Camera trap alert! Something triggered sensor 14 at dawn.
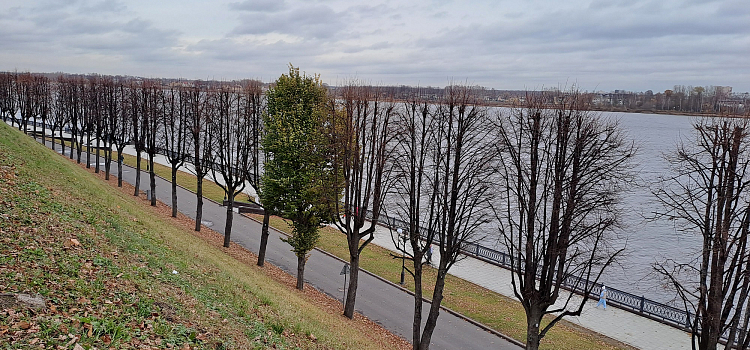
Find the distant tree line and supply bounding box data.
[588,85,748,115]
[2,69,749,350]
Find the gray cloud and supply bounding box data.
[229,0,287,13]
[230,4,343,40]
[0,0,747,92]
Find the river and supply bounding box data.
[599,111,698,304]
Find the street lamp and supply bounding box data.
[397,228,405,285]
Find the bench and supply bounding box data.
[221,200,265,215]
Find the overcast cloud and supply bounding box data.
[1,0,748,92]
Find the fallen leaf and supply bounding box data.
[16,321,30,330]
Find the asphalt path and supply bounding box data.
[45,140,521,350]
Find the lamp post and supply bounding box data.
[397,228,405,285]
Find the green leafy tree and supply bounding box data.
[260,66,339,290]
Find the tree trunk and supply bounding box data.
[344,255,360,318]
[418,268,447,350]
[50,129,56,155]
[525,306,543,350]
[76,138,82,163]
[95,135,100,173]
[224,198,233,248]
[40,118,46,146]
[59,131,65,158]
[195,176,203,232]
[257,212,271,266]
[149,156,156,206]
[67,131,74,159]
[296,254,306,290]
[134,152,141,196]
[171,166,178,217]
[104,149,111,180]
[412,262,424,350]
[86,132,91,168]
[194,145,203,231]
[117,150,123,188]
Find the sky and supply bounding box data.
[1,0,748,93]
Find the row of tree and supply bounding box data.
[3,67,749,350]
[592,85,746,115]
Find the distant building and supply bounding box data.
[717,86,733,96]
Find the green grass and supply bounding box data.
[1,124,399,350]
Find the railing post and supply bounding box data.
[475,244,480,256]
[685,310,691,329]
[639,296,645,313]
[739,328,746,347]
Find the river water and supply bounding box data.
[477,110,699,304]
[598,111,698,304]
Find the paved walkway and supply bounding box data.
[24,124,691,350]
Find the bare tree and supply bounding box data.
[0,72,17,123]
[143,80,163,206]
[185,82,213,232]
[36,75,51,147]
[68,77,88,164]
[494,91,635,350]
[331,83,397,318]
[231,80,272,266]
[653,117,750,350]
[80,76,101,170]
[209,84,251,248]
[110,80,132,188]
[129,81,145,196]
[392,85,497,350]
[100,76,123,181]
[16,73,41,134]
[48,76,70,156]
[162,83,189,217]
[55,76,78,160]
[87,76,103,173]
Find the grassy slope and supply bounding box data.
[107,139,634,349]
[0,123,402,350]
